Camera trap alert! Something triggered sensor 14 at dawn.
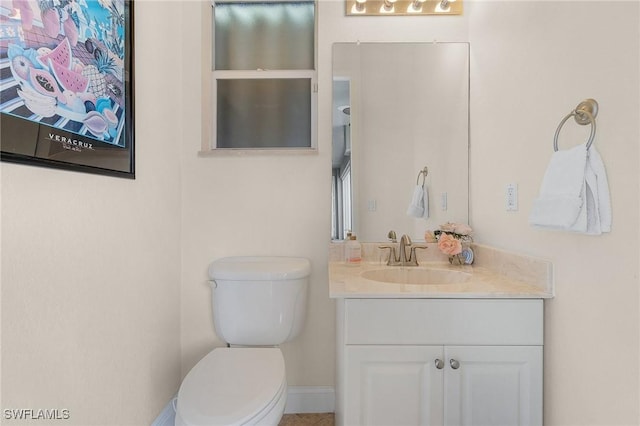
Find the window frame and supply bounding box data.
[205,0,318,153]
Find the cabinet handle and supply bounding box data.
[434,359,444,369]
[450,359,460,369]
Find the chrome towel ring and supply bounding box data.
[553,99,598,151]
[416,166,428,187]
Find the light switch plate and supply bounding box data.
[506,183,518,211]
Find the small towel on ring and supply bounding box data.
[529,143,611,234]
[407,185,430,219]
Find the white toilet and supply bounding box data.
[175,256,311,426]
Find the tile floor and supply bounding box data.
[279,413,335,425]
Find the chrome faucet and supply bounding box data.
[398,234,412,264]
[379,231,427,266]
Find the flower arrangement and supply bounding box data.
[433,222,474,265]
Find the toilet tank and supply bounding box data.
[208,256,311,346]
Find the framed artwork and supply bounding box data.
[0,0,134,179]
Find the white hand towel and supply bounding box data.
[529,144,587,229]
[586,147,611,233]
[407,185,425,218]
[423,185,430,219]
[529,143,611,234]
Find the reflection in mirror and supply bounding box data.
[332,42,469,242]
[331,78,352,240]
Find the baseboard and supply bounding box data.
[284,386,335,414]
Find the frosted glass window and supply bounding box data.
[217,79,311,148]
[210,1,315,150]
[214,2,315,71]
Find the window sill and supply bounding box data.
[198,147,318,157]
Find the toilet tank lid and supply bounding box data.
[208,256,311,281]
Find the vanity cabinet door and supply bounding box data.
[345,345,444,426]
[443,346,543,426]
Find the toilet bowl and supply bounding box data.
[175,257,310,426]
[175,348,286,426]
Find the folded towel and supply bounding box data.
[529,143,611,234]
[407,185,430,219]
[586,147,611,232]
[529,144,587,229]
[423,185,430,219]
[407,185,424,218]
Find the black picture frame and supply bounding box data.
[1,0,135,179]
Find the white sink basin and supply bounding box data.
[361,267,472,285]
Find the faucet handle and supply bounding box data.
[410,245,428,263]
[379,245,399,265]
[387,230,397,243]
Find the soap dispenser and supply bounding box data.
[345,234,362,265]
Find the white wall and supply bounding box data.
[467,1,639,424]
[0,2,183,424]
[178,1,337,387]
[180,1,640,424]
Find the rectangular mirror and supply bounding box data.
[332,42,469,242]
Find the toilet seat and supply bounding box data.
[175,348,286,426]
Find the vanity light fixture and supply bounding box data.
[354,0,367,12]
[436,0,452,13]
[408,0,426,13]
[346,0,461,15]
[380,0,396,13]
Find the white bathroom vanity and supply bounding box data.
[329,243,553,426]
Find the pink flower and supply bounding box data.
[437,233,462,256]
[440,222,473,236]
[453,223,473,236]
[439,222,457,233]
[424,230,437,243]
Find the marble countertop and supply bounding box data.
[329,243,554,299]
[329,260,554,299]
[328,242,554,299]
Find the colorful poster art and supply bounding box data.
[0,0,134,178]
